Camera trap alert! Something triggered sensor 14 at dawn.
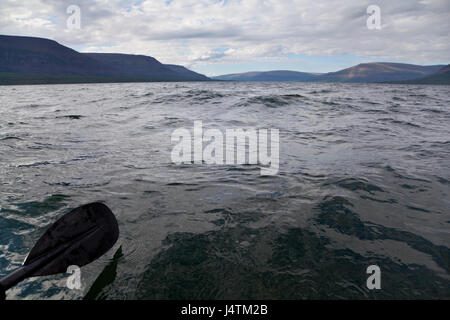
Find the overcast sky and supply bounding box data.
[1,0,449,76]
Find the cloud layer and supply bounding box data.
[1,0,449,73]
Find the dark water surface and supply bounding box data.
[0,82,449,299]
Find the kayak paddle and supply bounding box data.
[0,202,119,300]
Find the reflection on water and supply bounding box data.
[0,82,449,299]
[137,226,449,299]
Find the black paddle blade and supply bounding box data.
[24,202,119,276]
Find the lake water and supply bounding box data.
[0,82,449,299]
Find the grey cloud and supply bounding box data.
[143,26,242,40]
[0,0,448,66]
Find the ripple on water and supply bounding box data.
[0,82,449,299]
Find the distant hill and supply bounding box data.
[0,35,113,77]
[397,64,450,84]
[163,64,209,81]
[318,62,444,83]
[0,35,209,84]
[213,63,447,84]
[84,53,208,81]
[212,70,319,81]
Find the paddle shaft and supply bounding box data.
[0,240,72,299]
[0,202,119,300]
[0,225,100,299]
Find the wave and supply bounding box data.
[238,94,307,108]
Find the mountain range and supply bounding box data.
[0,35,448,85]
[398,64,450,84]
[213,70,319,82]
[212,62,449,84]
[0,35,208,84]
